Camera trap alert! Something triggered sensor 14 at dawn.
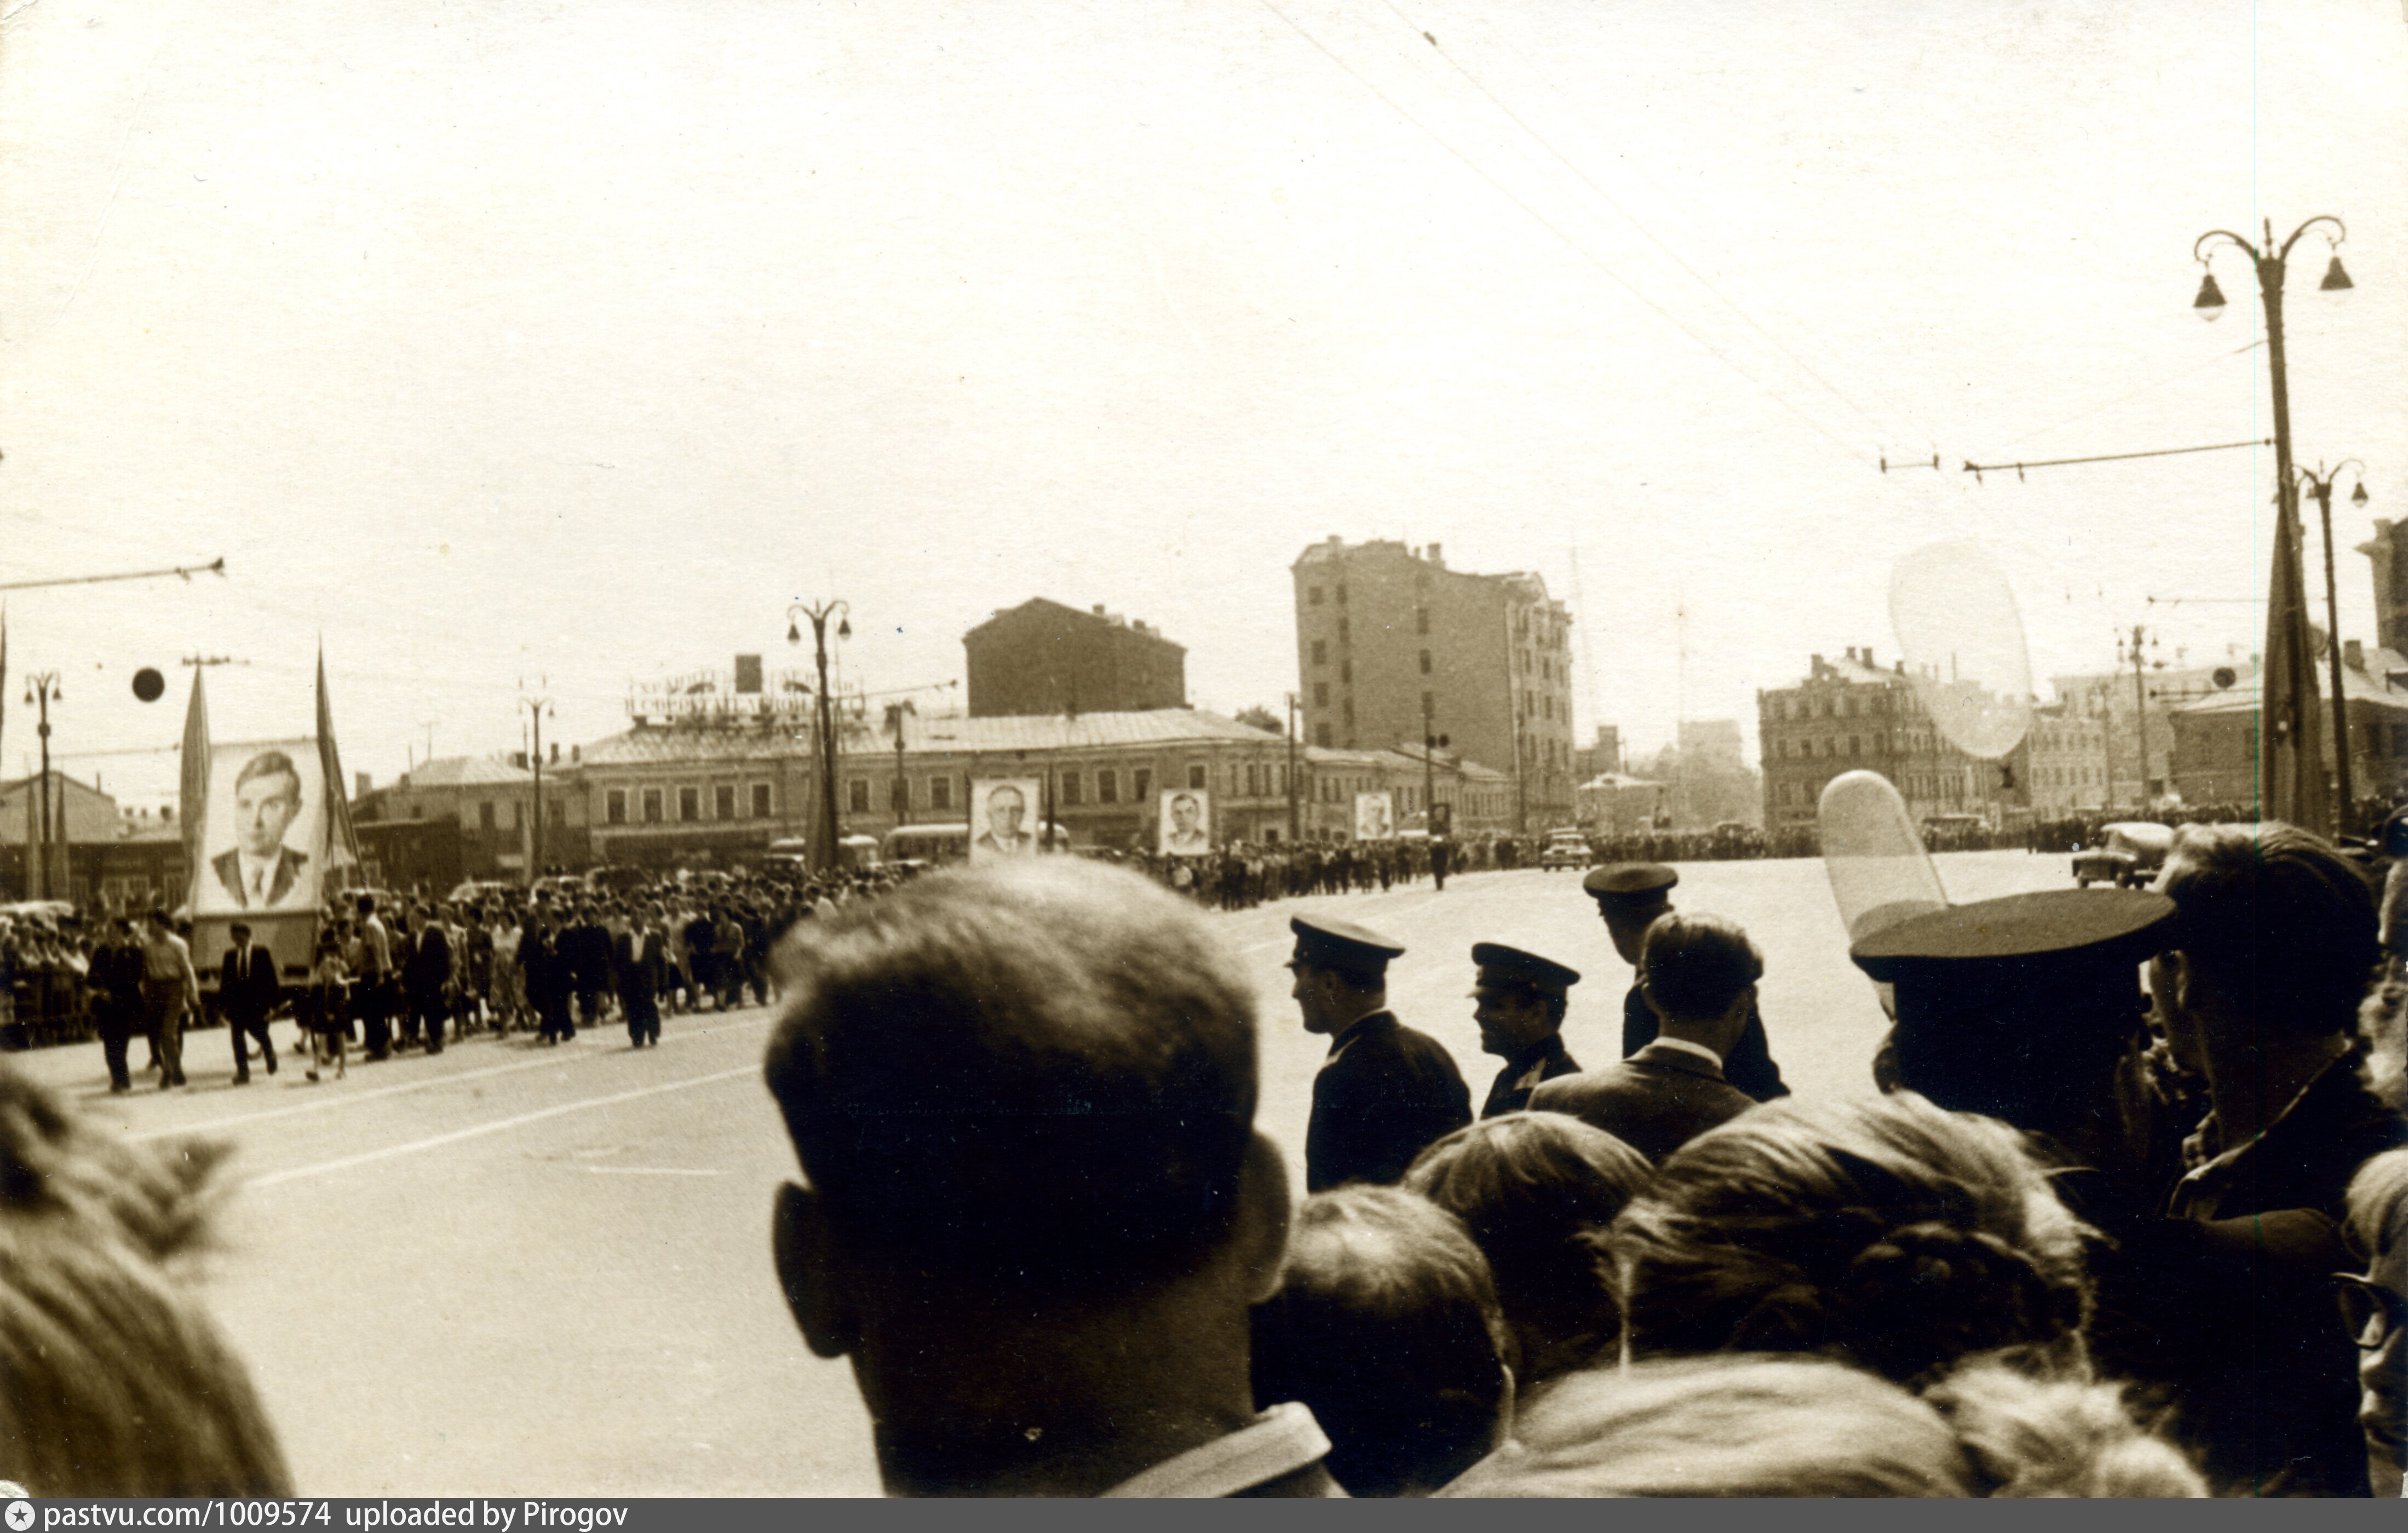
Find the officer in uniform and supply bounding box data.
[1290,913,1472,1192]
[1468,942,1582,1117]
[1583,863,1786,1100]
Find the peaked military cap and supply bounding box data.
[1289,913,1406,969]
[1582,863,1679,903]
[1470,942,1581,993]
[1849,888,2175,988]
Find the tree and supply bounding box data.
[1234,705,1285,735]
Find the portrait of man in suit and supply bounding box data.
[1161,790,1210,856]
[973,782,1036,858]
[211,749,312,911]
[1354,791,1394,843]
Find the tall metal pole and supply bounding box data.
[2301,470,2363,828]
[2128,627,2151,805]
[518,686,553,886]
[26,673,59,900]
[790,600,850,873]
[1285,691,1301,844]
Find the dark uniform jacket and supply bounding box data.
[1481,1034,1581,1118]
[403,924,452,1000]
[2099,1054,2408,1497]
[612,930,669,1001]
[219,943,283,1022]
[560,921,614,995]
[1528,1041,1756,1164]
[1306,1011,1472,1193]
[1621,984,1788,1101]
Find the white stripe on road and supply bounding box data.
[243,1065,758,1189]
[135,1012,777,1142]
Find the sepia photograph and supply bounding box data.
[2,0,2406,1507]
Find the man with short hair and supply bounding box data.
[219,921,281,1083]
[353,894,394,1059]
[1582,864,1786,1100]
[1468,943,1582,1118]
[211,751,311,911]
[614,906,668,1048]
[403,904,453,1054]
[765,860,1342,1497]
[137,911,198,1090]
[1291,915,1472,1193]
[1530,912,1762,1162]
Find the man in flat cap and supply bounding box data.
[1290,914,1470,1193]
[1583,863,1786,1100]
[1530,912,1760,1162]
[1468,943,1582,1118]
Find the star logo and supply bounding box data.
[4,1495,35,1530]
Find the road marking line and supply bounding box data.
[135,1012,778,1142]
[584,1166,729,1176]
[243,1065,758,1189]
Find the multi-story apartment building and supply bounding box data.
[1291,537,1576,830]
[963,599,1187,717]
[1757,647,2018,830]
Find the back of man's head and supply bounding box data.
[2163,822,2378,1037]
[1250,1186,1510,1497]
[1639,912,1763,1023]
[765,858,1259,1299]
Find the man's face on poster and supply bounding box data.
[987,786,1025,841]
[1171,795,1200,835]
[235,765,302,857]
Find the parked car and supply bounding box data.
[2072,821,2174,889]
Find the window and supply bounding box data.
[848,779,870,814]
[1134,768,1152,802]
[1342,699,1354,726]
[1060,772,1082,807]
[642,788,663,823]
[1338,616,1350,642]
[1421,690,1434,719]
[1314,682,1330,707]
[715,784,737,819]
[1418,650,1432,675]
[1188,764,1207,790]
[1096,768,1117,804]
[481,800,499,830]
[605,790,627,826]
[1308,585,1324,606]
[1245,763,1260,795]
[1416,607,1429,635]
[1315,723,1332,748]
[930,776,952,811]
[1312,640,1328,666]
[1340,659,1352,683]
[752,782,772,818]
[679,786,700,822]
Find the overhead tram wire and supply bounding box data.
[1960,437,2273,483]
[1419,3,1952,456]
[1253,0,1882,473]
[1987,338,2266,453]
[1386,3,1914,456]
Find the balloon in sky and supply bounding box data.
[1818,770,1949,943]
[1888,539,2035,760]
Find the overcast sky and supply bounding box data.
[5,0,2404,808]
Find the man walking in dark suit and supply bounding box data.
[562,902,616,1030]
[403,904,454,1054]
[1531,912,1762,1162]
[1469,942,1582,1117]
[1582,863,1787,1101]
[219,921,281,1083]
[1291,914,1470,1192]
[614,905,669,1047]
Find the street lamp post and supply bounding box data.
[788,600,851,873]
[2294,463,2372,822]
[517,687,554,887]
[1285,692,1301,844]
[24,671,60,899]
[2193,214,2355,828]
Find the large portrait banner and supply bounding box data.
[1354,790,1395,842]
[196,738,327,916]
[1158,788,1211,857]
[969,777,1043,862]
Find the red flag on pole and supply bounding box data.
[179,666,211,912]
[2258,491,2332,835]
[317,645,360,880]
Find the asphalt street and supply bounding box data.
[14,850,2071,1496]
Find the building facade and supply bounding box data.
[2049,657,2254,807]
[2021,705,2110,815]
[1,772,121,902]
[1290,537,1576,831]
[1577,772,1669,837]
[1757,647,2018,830]
[2170,641,2408,808]
[964,599,1187,717]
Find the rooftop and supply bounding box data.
[395,755,536,789]
[902,708,1278,753]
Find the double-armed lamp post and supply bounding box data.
[788,600,851,872]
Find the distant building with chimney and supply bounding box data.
[964,599,1188,717]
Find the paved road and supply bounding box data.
[14,851,2070,1495]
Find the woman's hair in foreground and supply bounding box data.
[1439,1355,2205,1497]
[0,1063,291,1496]
[1405,1114,1651,1382]
[1609,1092,2093,1390]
